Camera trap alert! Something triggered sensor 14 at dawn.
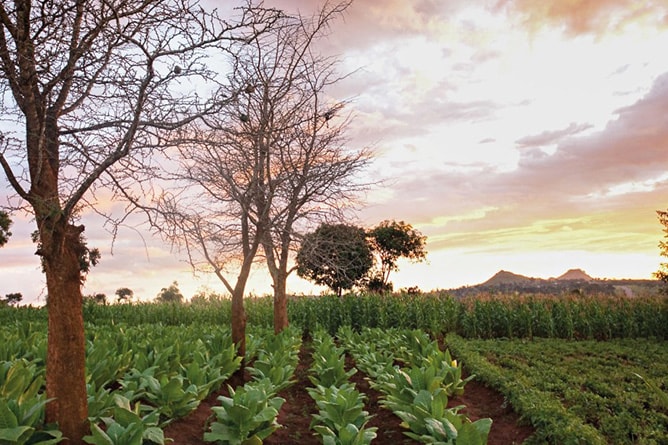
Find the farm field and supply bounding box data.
[445,335,668,444]
[1,292,667,444]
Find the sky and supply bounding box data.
[2,0,668,305]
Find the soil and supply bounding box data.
[164,341,535,445]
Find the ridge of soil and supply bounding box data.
[164,340,535,445]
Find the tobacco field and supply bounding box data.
[0,292,666,444]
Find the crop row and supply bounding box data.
[204,326,302,444]
[337,327,491,444]
[445,334,668,444]
[1,320,495,445]
[0,322,279,444]
[6,292,660,340]
[307,329,377,444]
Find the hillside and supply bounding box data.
[447,268,662,297]
[555,268,593,281]
[481,270,536,286]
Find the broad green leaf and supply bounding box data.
[83,422,114,445]
[0,400,18,429]
[0,425,33,443]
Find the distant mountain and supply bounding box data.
[555,268,593,281]
[481,270,536,286]
[448,268,661,297]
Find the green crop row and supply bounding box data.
[4,292,666,340]
[339,327,492,444]
[204,326,301,445]
[445,334,668,445]
[307,329,377,445]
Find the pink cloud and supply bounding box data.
[495,0,668,36]
[516,122,593,148]
[363,71,668,251]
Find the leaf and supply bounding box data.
[0,400,18,429]
[24,428,64,445]
[83,422,114,445]
[143,426,166,445]
[241,436,263,445]
[0,425,33,443]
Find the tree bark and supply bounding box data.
[42,221,89,445]
[272,273,289,334]
[231,288,247,361]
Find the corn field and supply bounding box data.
[17,291,662,340]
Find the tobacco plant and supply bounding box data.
[204,379,285,445]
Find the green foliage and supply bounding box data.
[392,389,491,445]
[307,329,376,445]
[308,330,357,388]
[155,281,184,304]
[633,373,668,411]
[0,210,11,247]
[29,229,100,277]
[308,384,377,445]
[114,288,134,303]
[446,334,668,445]
[3,293,22,307]
[367,220,427,289]
[247,327,301,393]
[0,359,63,444]
[83,395,165,445]
[3,293,668,445]
[340,328,490,444]
[654,209,668,289]
[204,379,285,445]
[296,224,373,296]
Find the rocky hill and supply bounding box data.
[554,268,593,281]
[482,270,536,286]
[447,268,662,298]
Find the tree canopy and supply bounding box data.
[3,292,22,306]
[654,209,668,289]
[296,223,373,297]
[153,0,364,336]
[156,281,184,303]
[0,211,11,247]
[368,220,427,289]
[115,287,134,303]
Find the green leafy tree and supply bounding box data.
[115,287,134,303]
[84,293,107,305]
[654,209,668,291]
[0,210,11,246]
[296,224,373,297]
[368,220,427,290]
[4,292,22,305]
[156,281,184,303]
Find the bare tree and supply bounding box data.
[0,1,278,442]
[251,1,372,333]
[160,0,371,337]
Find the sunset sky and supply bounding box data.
[2,0,668,304]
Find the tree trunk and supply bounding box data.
[42,221,89,445]
[231,288,247,361]
[273,273,289,334]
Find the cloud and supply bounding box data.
[362,71,668,254]
[495,0,668,37]
[515,122,593,148]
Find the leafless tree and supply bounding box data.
[157,0,372,337]
[0,1,278,442]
